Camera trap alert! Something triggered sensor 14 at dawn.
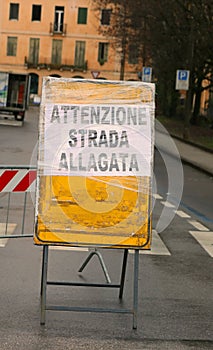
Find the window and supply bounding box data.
[77,8,87,24]
[54,6,64,33]
[32,5,42,21]
[51,39,62,65]
[9,3,19,20]
[100,9,111,25]
[98,42,109,64]
[74,41,86,67]
[29,38,40,65]
[128,45,139,65]
[7,37,17,56]
[29,73,39,94]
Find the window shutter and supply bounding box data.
[75,41,86,67]
[78,8,87,24]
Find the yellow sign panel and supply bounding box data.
[34,78,155,249]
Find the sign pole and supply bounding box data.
[119,249,129,299]
[40,245,48,325]
[133,249,139,330]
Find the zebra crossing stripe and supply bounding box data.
[176,210,191,218]
[140,230,171,255]
[160,201,176,208]
[189,231,213,257]
[188,220,209,231]
[153,193,163,200]
[50,246,89,252]
[50,231,171,256]
[129,230,171,255]
[0,239,8,247]
[0,223,17,246]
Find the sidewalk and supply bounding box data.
[171,137,213,176]
[155,129,213,176]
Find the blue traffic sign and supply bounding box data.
[142,67,152,82]
[178,70,189,81]
[176,70,190,90]
[143,67,151,75]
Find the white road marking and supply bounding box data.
[188,220,209,231]
[153,193,163,200]
[176,210,191,218]
[50,231,171,256]
[50,246,89,252]
[0,223,17,247]
[161,201,176,208]
[130,230,171,256]
[189,231,213,257]
[0,118,22,127]
[0,239,8,247]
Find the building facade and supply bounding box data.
[0,0,140,100]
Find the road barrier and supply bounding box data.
[0,166,36,238]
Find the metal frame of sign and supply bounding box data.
[40,246,140,329]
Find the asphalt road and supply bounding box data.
[0,108,212,349]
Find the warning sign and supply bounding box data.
[34,78,155,248]
[91,71,100,79]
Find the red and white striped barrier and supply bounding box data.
[0,169,36,192]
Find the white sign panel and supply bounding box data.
[176,70,190,90]
[41,103,152,177]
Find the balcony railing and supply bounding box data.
[49,22,67,36]
[24,57,88,72]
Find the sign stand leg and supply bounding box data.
[78,248,111,283]
[40,245,48,325]
[119,249,128,299]
[133,249,139,330]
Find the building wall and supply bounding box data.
[0,0,140,98]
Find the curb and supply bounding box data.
[155,130,213,177]
[170,133,213,154]
[179,156,213,178]
[171,134,213,176]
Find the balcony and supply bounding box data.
[24,58,88,72]
[49,22,67,36]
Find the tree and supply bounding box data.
[133,0,213,132]
[92,0,213,134]
[92,0,146,80]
